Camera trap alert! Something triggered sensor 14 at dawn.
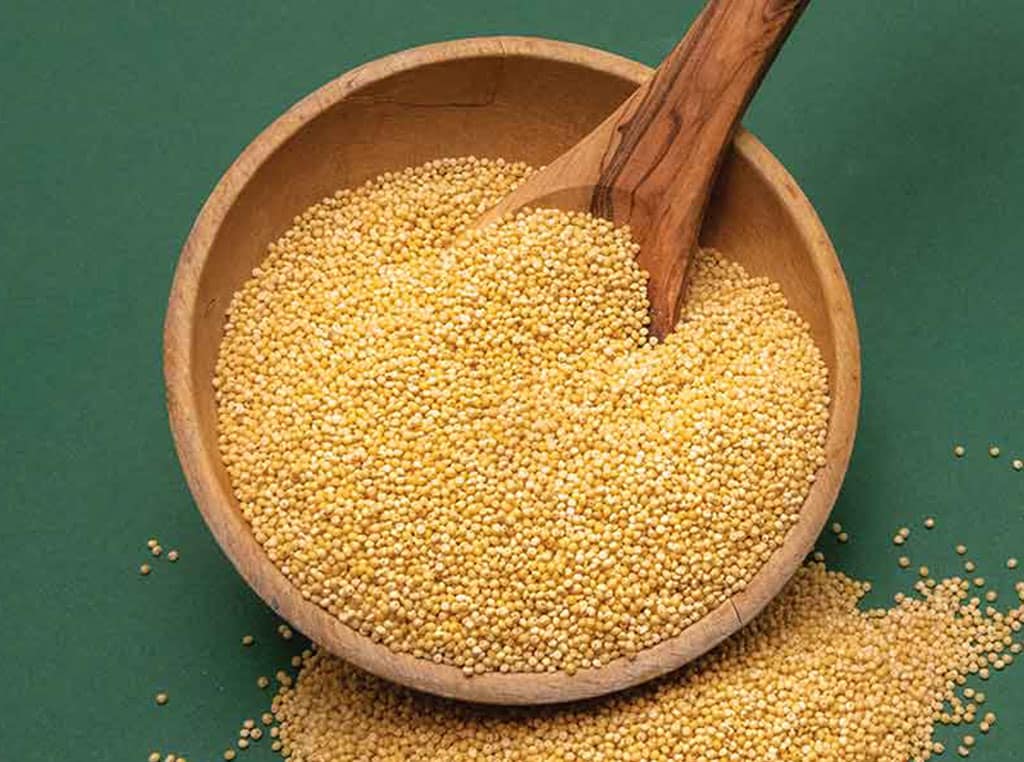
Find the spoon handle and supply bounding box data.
[610,0,810,336]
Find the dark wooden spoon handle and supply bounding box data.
[604,0,809,336]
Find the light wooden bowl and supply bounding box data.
[164,36,860,705]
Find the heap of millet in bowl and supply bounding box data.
[214,157,830,674]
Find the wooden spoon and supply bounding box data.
[479,0,809,338]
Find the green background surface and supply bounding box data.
[2,1,1024,759]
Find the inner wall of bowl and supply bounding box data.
[189,51,837,511]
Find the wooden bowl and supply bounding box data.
[164,36,859,705]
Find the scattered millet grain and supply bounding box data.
[831,522,843,534]
[236,739,248,750]
[957,544,968,555]
[214,157,830,674]
[919,566,930,578]
[222,751,236,761]
[242,719,255,730]
[257,676,270,689]
[954,444,966,457]
[268,562,1021,761]
[812,550,825,562]
[894,535,906,546]
[167,550,179,562]
[1013,458,1023,471]
[965,560,977,572]
[154,692,168,706]
[1008,557,1018,569]
[924,517,935,529]
[250,728,263,741]
[261,712,274,726]
[139,564,151,576]
[147,539,159,550]
[241,635,254,647]
[989,445,1001,458]
[148,753,160,762]
[151,545,163,557]
[837,531,849,543]
[898,556,911,568]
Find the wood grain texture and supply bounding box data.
[479,0,809,337]
[163,36,860,705]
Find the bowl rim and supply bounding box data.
[163,34,860,705]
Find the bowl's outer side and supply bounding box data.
[164,36,859,704]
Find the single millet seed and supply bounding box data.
[953,444,966,457]
[139,564,151,576]
[213,157,831,674]
[241,635,254,647]
[924,517,935,529]
[154,692,168,706]
[989,445,1001,458]
[167,550,179,562]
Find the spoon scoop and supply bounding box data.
[478,0,809,338]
